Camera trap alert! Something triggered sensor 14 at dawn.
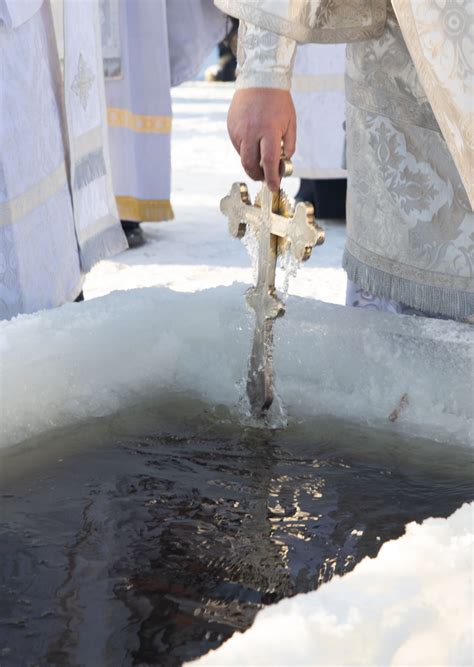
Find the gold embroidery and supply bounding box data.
[107,108,172,134]
[116,196,174,222]
[0,163,68,226]
[73,125,104,160]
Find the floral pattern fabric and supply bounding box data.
[216,0,387,44]
[344,6,473,320]
[392,0,473,209]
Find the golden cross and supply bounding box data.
[220,163,325,418]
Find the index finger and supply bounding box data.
[260,133,282,193]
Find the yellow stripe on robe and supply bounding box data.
[116,196,174,223]
[107,108,172,134]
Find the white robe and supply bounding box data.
[103,0,226,223]
[292,44,346,179]
[166,0,228,87]
[0,0,126,319]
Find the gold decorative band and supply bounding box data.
[116,196,174,223]
[107,108,172,134]
[0,162,68,226]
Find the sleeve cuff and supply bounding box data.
[236,21,296,91]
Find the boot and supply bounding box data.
[121,220,146,248]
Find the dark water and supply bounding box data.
[1,399,473,667]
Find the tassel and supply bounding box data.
[74,149,106,190]
[343,249,474,322]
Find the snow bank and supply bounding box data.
[189,501,474,667]
[0,284,472,449]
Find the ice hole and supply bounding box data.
[1,286,473,665]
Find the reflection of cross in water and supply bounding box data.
[221,161,325,418]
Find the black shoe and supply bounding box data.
[121,220,146,248]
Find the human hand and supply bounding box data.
[227,88,296,192]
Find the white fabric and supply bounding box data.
[236,21,297,90]
[391,0,474,210]
[63,0,126,270]
[166,0,227,87]
[0,1,81,318]
[0,0,43,27]
[292,43,346,178]
[216,0,387,43]
[0,0,126,319]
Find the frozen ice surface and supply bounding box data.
[0,284,472,449]
[189,501,474,666]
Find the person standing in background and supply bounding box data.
[102,0,227,247]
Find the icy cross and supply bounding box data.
[220,169,325,418]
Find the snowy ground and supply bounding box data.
[84,82,347,303]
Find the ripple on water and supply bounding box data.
[0,401,472,666]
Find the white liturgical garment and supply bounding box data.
[0,0,126,318]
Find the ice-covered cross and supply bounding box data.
[220,164,325,418]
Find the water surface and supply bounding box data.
[1,399,472,666]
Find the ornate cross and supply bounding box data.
[221,162,325,418]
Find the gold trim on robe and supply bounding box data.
[107,108,172,134]
[0,162,68,226]
[116,196,174,222]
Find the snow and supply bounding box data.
[189,501,474,667]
